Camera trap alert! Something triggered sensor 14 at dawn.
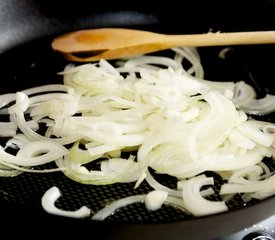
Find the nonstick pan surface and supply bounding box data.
[1,0,275,239]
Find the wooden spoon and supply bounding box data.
[52,28,275,62]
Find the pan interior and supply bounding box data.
[1,35,275,223]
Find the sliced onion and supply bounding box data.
[0,140,68,166]
[0,163,22,177]
[56,155,141,185]
[145,169,182,197]
[182,174,228,216]
[100,157,142,182]
[0,121,17,137]
[92,191,186,221]
[41,186,91,218]
[238,94,275,115]
[92,195,145,221]
[188,91,238,161]
[144,190,168,211]
[0,46,275,220]
[237,120,274,147]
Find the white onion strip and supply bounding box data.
[92,195,145,220]
[0,160,64,173]
[56,155,141,185]
[0,163,22,177]
[41,186,91,218]
[92,192,186,221]
[0,141,68,166]
[145,169,182,197]
[182,175,228,216]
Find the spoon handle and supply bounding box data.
[166,31,275,47]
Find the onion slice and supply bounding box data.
[41,186,91,218]
[182,174,228,216]
[92,195,145,221]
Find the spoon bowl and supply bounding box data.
[52,28,275,62]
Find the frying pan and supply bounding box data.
[1,0,275,239]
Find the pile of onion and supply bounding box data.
[1,47,275,219]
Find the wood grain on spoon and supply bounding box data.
[52,28,275,62]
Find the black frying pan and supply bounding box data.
[1,0,275,239]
